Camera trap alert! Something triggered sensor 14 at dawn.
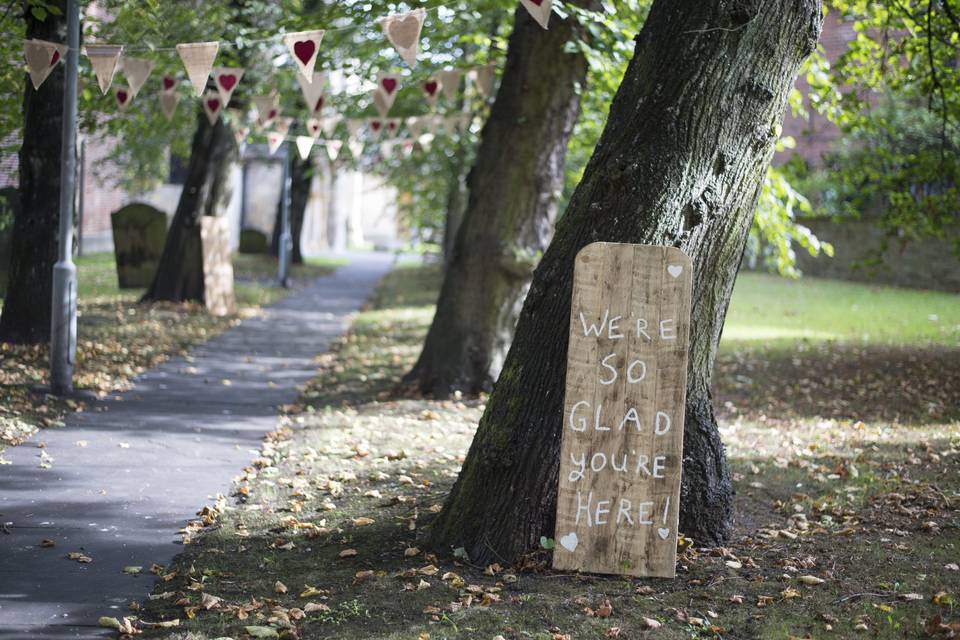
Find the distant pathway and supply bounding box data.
[0,252,394,638]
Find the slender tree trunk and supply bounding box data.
[271,153,309,264]
[406,4,590,396]
[0,2,66,344]
[441,143,468,269]
[431,0,822,563]
[141,111,237,303]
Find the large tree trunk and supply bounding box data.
[141,111,237,303]
[271,153,310,264]
[431,0,822,563]
[441,141,468,269]
[405,5,590,396]
[0,1,67,344]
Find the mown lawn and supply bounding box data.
[135,266,960,640]
[0,252,343,455]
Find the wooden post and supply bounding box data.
[553,242,692,578]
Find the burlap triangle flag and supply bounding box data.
[422,77,441,106]
[348,139,363,159]
[284,30,325,79]
[370,89,390,118]
[295,135,314,160]
[306,118,322,139]
[406,116,423,138]
[368,118,384,137]
[322,115,341,137]
[253,94,280,127]
[326,140,343,161]
[377,73,401,109]
[213,67,244,107]
[273,116,294,138]
[437,68,462,101]
[24,39,66,90]
[471,64,496,100]
[159,92,180,120]
[381,9,425,68]
[298,71,326,114]
[385,118,401,136]
[176,41,219,97]
[85,44,123,94]
[114,85,134,112]
[203,90,222,126]
[121,56,154,97]
[267,131,285,155]
[520,0,553,29]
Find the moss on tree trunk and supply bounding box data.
[431,0,822,563]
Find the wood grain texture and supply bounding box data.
[553,242,692,578]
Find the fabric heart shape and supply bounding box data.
[657,527,670,540]
[162,76,175,90]
[50,50,60,66]
[314,97,324,113]
[217,74,237,91]
[387,15,421,50]
[423,80,438,96]
[559,532,578,552]
[381,78,398,95]
[206,98,220,112]
[116,90,128,105]
[530,0,543,4]
[371,121,382,131]
[667,265,683,278]
[293,40,316,66]
[267,109,277,120]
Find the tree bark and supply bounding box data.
[441,142,468,269]
[405,4,590,396]
[271,153,310,264]
[431,0,822,563]
[141,111,237,303]
[0,1,67,344]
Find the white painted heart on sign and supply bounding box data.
[559,532,578,552]
[657,527,670,540]
[667,265,683,278]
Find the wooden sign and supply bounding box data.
[553,242,692,578]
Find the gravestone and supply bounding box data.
[0,187,18,297]
[553,242,693,578]
[111,203,167,288]
[201,216,236,316]
[239,228,269,254]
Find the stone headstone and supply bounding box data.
[553,243,693,578]
[0,187,20,297]
[111,203,167,289]
[239,228,269,254]
[201,216,235,316]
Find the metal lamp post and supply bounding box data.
[50,0,80,394]
[277,142,292,288]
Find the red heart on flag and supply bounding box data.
[423,80,438,97]
[162,76,175,90]
[371,121,382,131]
[314,97,324,112]
[381,78,397,94]
[309,122,321,135]
[116,90,128,105]
[267,109,277,120]
[207,98,220,112]
[388,121,398,131]
[218,74,237,91]
[50,50,60,66]
[529,0,544,4]
[293,40,316,65]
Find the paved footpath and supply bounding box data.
[0,252,394,638]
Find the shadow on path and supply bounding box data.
[0,252,395,639]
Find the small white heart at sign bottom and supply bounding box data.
[657,528,670,540]
[667,265,683,278]
[559,532,579,552]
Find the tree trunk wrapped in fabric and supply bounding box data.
[141,112,237,303]
[431,0,822,563]
[405,4,591,397]
[0,1,67,344]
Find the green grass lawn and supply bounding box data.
[724,272,960,348]
[136,264,960,640]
